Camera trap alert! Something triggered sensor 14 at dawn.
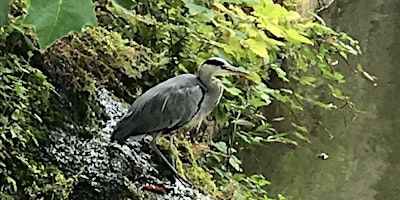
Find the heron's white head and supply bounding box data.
[199,57,250,77]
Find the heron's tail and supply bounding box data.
[110,128,128,142]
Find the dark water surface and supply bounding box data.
[243,0,400,199]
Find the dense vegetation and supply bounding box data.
[0,0,369,199]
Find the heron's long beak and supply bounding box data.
[226,65,251,76]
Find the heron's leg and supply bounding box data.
[170,135,175,168]
[150,133,192,187]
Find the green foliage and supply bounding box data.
[0,25,76,199]
[203,140,274,199]
[1,0,367,199]
[69,26,168,81]
[25,0,97,51]
[106,0,362,198]
[0,0,11,26]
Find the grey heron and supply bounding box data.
[111,57,250,184]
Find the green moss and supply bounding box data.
[158,137,218,195]
[0,26,76,199]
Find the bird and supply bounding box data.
[111,57,250,184]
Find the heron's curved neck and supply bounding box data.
[198,69,218,89]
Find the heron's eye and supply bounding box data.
[220,65,229,70]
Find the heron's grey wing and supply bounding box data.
[112,75,205,141]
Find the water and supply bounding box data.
[41,88,212,200]
[243,0,400,199]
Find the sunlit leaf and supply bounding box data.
[297,58,308,72]
[299,76,316,86]
[255,124,271,132]
[328,85,346,100]
[278,194,288,200]
[339,41,358,55]
[253,1,287,20]
[11,109,20,121]
[272,67,289,82]
[250,98,270,107]
[339,51,348,60]
[264,37,285,46]
[362,71,377,82]
[25,0,97,51]
[33,113,43,123]
[258,22,286,38]
[357,64,364,71]
[285,29,314,45]
[333,72,345,83]
[178,63,189,73]
[225,86,242,96]
[212,141,227,154]
[286,11,301,21]
[246,72,261,83]
[229,155,242,172]
[234,30,248,39]
[246,38,268,57]
[236,132,251,143]
[184,3,207,15]
[232,119,255,126]
[7,176,17,192]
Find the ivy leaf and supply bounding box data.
[232,119,255,126]
[246,38,268,57]
[278,194,288,200]
[11,109,20,121]
[25,0,97,51]
[272,67,289,82]
[212,141,227,154]
[184,3,207,15]
[246,72,261,83]
[111,0,134,10]
[285,29,313,45]
[258,22,286,38]
[33,113,43,123]
[250,97,270,107]
[339,51,348,60]
[292,131,311,143]
[224,86,242,96]
[328,85,346,100]
[229,155,242,172]
[0,0,11,26]
[7,176,17,192]
[296,57,308,72]
[332,71,345,83]
[299,76,316,86]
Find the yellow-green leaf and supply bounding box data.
[246,38,268,57]
[232,119,255,126]
[285,29,314,45]
[224,86,242,96]
[299,76,316,86]
[286,11,301,21]
[250,98,270,107]
[273,67,289,82]
[246,72,261,83]
[257,22,286,38]
[264,37,285,47]
[229,155,242,172]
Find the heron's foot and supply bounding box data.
[174,173,193,188]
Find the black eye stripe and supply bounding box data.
[203,59,225,66]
